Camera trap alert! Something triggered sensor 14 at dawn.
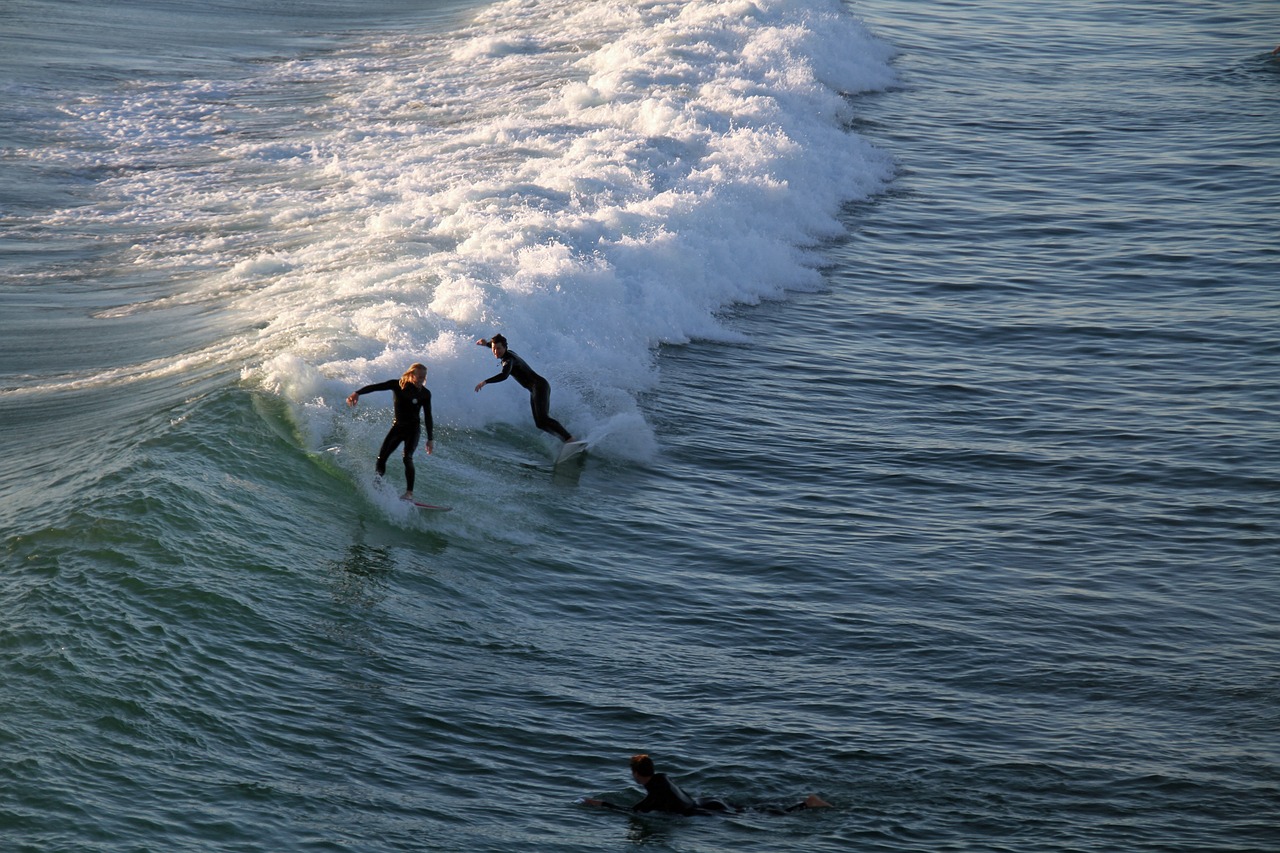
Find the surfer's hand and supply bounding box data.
[474,381,485,392]
[475,338,488,347]
[346,392,359,407]
[582,798,603,807]
[425,441,434,455]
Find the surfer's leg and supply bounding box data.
[694,798,735,814]
[530,380,572,442]
[376,428,404,477]
[402,456,415,493]
[401,428,420,494]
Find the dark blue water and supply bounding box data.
[2,1,1278,851]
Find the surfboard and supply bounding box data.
[555,440,589,464]
[402,497,452,511]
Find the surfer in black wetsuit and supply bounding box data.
[583,754,831,816]
[473,334,574,443]
[346,363,434,500]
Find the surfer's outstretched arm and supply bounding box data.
[347,379,399,407]
[474,349,513,392]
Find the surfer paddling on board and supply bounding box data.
[474,334,575,444]
[346,363,434,501]
[582,753,832,816]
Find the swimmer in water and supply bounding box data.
[473,334,574,444]
[346,363,434,501]
[582,754,832,816]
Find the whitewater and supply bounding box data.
[11,0,896,492]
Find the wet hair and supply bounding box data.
[489,334,508,348]
[630,754,654,777]
[400,363,427,389]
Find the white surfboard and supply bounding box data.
[555,440,589,464]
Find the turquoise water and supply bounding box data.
[2,1,1278,850]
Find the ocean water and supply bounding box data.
[2,0,1278,850]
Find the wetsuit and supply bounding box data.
[594,774,730,817]
[482,348,571,442]
[601,774,816,817]
[634,774,723,816]
[354,380,433,492]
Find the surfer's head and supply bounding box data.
[630,754,655,780]
[489,334,508,356]
[400,363,427,388]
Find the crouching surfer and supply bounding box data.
[474,334,575,445]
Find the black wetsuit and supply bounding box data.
[483,348,571,442]
[602,774,815,817]
[354,380,433,492]
[634,774,721,816]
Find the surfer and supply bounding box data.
[346,363,434,501]
[582,754,832,816]
[473,334,574,443]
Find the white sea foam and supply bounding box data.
[29,0,895,475]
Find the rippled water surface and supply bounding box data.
[2,0,1278,850]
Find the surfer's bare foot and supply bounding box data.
[400,491,413,500]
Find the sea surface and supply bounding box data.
[2,0,1278,850]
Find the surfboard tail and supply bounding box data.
[555,440,589,464]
